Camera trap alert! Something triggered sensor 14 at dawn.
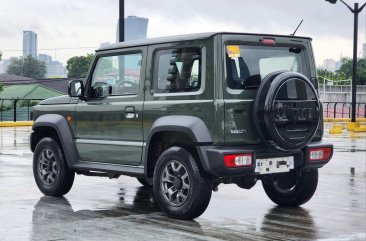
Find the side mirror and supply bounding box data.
[68,80,84,98]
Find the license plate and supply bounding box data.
[255,156,294,174]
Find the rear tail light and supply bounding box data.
[309,147,332,161]
[224,154,253,168]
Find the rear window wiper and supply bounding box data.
[289,48,302,54]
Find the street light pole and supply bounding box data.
[351,2,359,122]
[119,0,125,42]
[326,0,366,122]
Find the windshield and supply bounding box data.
[225,45,305,89]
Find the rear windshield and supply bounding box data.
[225,45,305,89]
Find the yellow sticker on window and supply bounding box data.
[227,45,240,58]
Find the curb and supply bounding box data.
[324,118,366,123]
[0,121,33,127]
[328,121,366,134]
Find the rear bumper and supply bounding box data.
[197,142,333,177]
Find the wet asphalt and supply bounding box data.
[0,124,365,241]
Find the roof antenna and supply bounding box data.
[290,19,303,36]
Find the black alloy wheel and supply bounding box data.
[153,146,213,220]
[33,137,75,197]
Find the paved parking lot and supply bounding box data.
[0,125,365,240]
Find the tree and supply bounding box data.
[356,58,366,85]
[337,58,366,85]
[7,55,46,79]
[337,58,353,79]
[318,57,366,86]
[317,68,346,84]
[66,54,94,78]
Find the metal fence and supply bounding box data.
[1,98,365,122]
[323,102,366,118]
[0,99,44,122]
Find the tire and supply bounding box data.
[153,146,213,220]
[262,169,318,206]
[137,177,153,187]
[33,137,75,197]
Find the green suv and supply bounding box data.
[31,32,333,220]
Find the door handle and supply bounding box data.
[125,106,137,119]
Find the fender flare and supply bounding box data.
[31,114,78,168]
[143,116,213,177]
[146,116,213,145]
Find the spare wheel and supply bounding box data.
[253,71,320,151]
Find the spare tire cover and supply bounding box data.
[253,71,320,151]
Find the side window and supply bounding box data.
[153,48,201,93]
[91,52,142,96]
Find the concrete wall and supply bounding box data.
[319,85,366,103]
[320,92,366,102]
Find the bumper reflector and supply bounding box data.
[224,154,253,168]
[309,147,332,161]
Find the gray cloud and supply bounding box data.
[126,0,365,39]
[0,0,365,65]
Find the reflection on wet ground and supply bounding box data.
[0,126,32,155]
[0,127,365,240]
[32,186,159,226]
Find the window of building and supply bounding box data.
[91,52,142,96]
[153,48,201,93]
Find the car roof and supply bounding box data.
[97,32,312,52]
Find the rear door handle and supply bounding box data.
[125,106,137,119]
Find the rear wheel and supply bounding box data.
[33,137,75,197]
[153,146,213,220]
[262,169,318,206]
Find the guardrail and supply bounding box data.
[0,98,44,122]
[323,102,366,118]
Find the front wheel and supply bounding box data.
[153,146,213,220]
[262,169,318,206]
[33,137,75,197]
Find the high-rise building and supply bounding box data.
[38,54,67,78]
[116,16,149,42]
[362,43,366,58]
[23,31,38,58]
[38,54,52,64]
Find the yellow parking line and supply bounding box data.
[0,121,33,127]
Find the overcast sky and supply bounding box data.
[1,0,365,66]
